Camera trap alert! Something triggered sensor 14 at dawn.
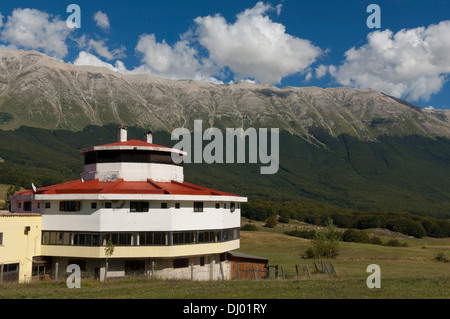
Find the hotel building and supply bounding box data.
[3,127,247,282]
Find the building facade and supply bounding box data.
[0,213,42,283]
[8,127,247,282]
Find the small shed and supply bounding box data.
[227,252,269,280]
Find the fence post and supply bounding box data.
[329,261,337,275]
[237,263,240,280]
[219,262,224,280]
[54,262,59,282]
[313,260,319,272]
[305,265,311,280]
[322,260,331,277]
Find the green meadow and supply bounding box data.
[0,219,449,299]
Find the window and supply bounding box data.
[42,231,71,245]
[59,201,81,212]
[0,232,3,245]
[230,202,235,213]
[172,232,195,245]
[198,231,218,243]
[125,261,145,276]
[130,202,149,212]
[3,263,19,282]
[161,202,168,209]
[68,259,86,271]
[224,203,227,209]
[193,202,204,212]
[200,257,205,266]
[23,201,32,211]
[45,202,51,209]
[102,233,132,246]
[91,202,97,209]
[139,232,166,246]
[173,258,189,269]
[175,203,180,209]
[105,202,112,209]
[215,203,220,209]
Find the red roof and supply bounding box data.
[17,178,238,197]
[98,139,171,149]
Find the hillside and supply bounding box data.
[0,126,449,219]
[0,49,449,140]
[0,49,449,219]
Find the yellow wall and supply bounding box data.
[0,213,42,283]
[41,240,240,259]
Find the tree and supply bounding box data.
[104,239,114,282]
[342,229,371,243]
[308,218,339,259]
[264,215,278,228]
[2,185,20,210]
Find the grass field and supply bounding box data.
[0,219,449,299]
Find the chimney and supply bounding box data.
[144,130,153,144]
[118,126,128,142]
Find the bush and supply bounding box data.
[370,236,383,245]
[385,239,408,247]
[387,217,426,238]
[342,229,371,243]
[278,211,290,223]
[284,229,317,239]
[241,224,259,231]
[357,215,382,229]
[434,252,449,263]
[264,215,278,228]
[309,219,340,259]
[301,247,316,259]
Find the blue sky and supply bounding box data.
[0,1,450,109]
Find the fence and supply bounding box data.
[266,258,338,280]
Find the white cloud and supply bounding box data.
[315,64,328,79]
[0,12,3,28]
[134,33,220,83]
[0,8,72,59]
[80,36,126,60]
[73,51,127,72]
[193,1,323,84]
[331,21,450,102]
[305,72,312,82]
[94,11,110,30]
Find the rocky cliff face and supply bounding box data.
[0,49,449,141]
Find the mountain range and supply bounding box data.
[0,49,449,218]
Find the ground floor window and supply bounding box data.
[2,263,19,282]
[173,258,189,268]
[41,228,239,247]
[125,260,145,276]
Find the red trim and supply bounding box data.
[98,139,171,149]
[17,178,238,197]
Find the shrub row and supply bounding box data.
[285,228,408,247]
[242,200,450,238]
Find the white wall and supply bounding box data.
[81,162,184,182]
[41,200,241,232]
